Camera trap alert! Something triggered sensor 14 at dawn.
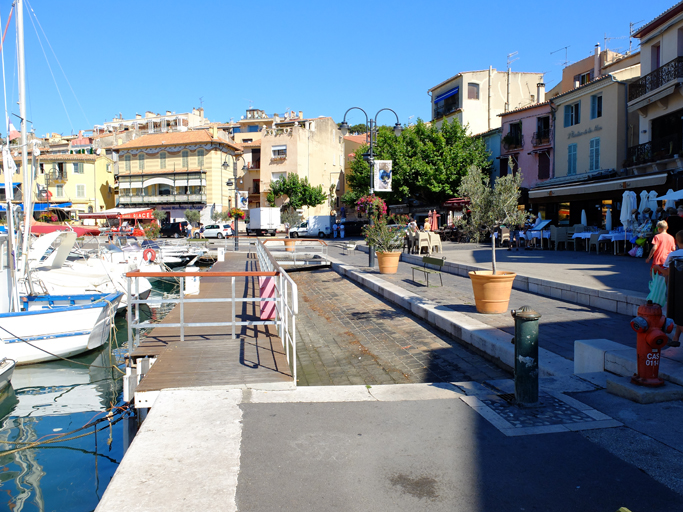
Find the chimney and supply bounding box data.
[274,113,280,123]
[135,113,142,119]
[299,111,303,119]
[166,110,172,116]
[537,83,546,103]
[212,125,217,138]
[594,43,601,79]
[199,108,204,118]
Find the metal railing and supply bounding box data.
[125,262,299,382]
[532,129,551,147]
[261,238,329,267]
[503,133,524,151]
[628,56,683,101]
[626,133,683,166]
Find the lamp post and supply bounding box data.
[223,154,246,252]
[339,108,402,267]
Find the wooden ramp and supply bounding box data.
[131,251,294,407]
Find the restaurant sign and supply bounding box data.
[567,125,602,139]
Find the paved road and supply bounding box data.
[325,244,636,360]
[291,269,509,386]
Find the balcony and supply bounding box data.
[626,134,682,166]
[503,133,524,152]
[119,193,207,205]
[628,57,683,102]
[247,160,261,170]
[531,129,551,147]
[433,104,461,120]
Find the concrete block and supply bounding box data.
[563,419,623,431]
[606,376,683,403]
[617,301,633,316]
[598,289,625,301]
[573,339,626,373]
[561,289,578,303]
[368,383,463,401]
[575,371,611,388]
[604,348,637,376]
[662,345,683,364]
[589,294,618,313]
[659,358,683,387]
[550,287,563,299]
[576,292,590,306]
[539,285,552,297]
[528,283,539,294]
[539,348,574,376]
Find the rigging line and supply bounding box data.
[0,5,13,54]
[0,6,9,136]
[25,0,90,127]
[23,1,73,133]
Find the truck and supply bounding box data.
[246,207,281,236]
[289,215,332,238]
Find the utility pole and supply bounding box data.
[506,52,519,112]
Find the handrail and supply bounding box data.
[125,270,278,278]
[262,238,328,246]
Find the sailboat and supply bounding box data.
[0,0,122,365]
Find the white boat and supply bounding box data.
[0,291,122,365]
[0,357,15,391]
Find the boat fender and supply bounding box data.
[143,248,157,262]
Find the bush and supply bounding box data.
[144,224,160,239]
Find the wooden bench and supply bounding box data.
[342,242,357,255]
[411,256,446,287]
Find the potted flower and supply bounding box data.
[229,208,246,220]
[457,166,528,314]
[357,195,405,274]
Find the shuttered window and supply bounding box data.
[589,138,600,171]
[138,153,145,171]
[160,151,167,169]
[568,144,577,175]
[590,95,602,119]
[538,152,550,179]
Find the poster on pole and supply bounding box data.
[237,191,249,210]
[374,160,392,192]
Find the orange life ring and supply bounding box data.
[143,248,157,262]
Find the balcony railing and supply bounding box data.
[503,134,524,151]
[626,134,682,166]
[628,57,683,102]
[248,160,261,170]
[532,129,551,147]
[433,104,460,120]
[119,193,207,205]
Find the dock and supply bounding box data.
[127,250,294,409]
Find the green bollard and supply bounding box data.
[510,306,541,406]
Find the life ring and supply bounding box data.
[143,248,157,262]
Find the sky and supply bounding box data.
[0,0,678,136]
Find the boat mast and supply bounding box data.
[16,0,31,289]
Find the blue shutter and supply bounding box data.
[590,96,596,120]
[576,101,581,125]
[564,105,571,128]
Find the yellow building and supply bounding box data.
[113,129,242,223]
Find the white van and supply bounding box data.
[289,216,332,238]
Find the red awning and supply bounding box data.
[79,208,154,220]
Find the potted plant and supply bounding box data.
[457,166,528,314]
[357,195,405,274]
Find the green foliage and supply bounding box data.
[184,210,200,225]
[211,210,231,222]
[343,118,490,206]
[281,209,302,227]
[267,173,327,210]
[266,190,276,207]
[457,166,528,273]
[358,195,406,253]
[153,209,167,222]
[338,122,368,134]
[143,224,160,239]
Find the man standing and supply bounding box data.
[333,221,338,238]
[339,222,345,239]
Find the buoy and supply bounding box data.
[143,248,157,262]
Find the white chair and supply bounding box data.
[499,227,510,248]
[428,232,442,253]
[417,232,431,255]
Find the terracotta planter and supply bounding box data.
[284,239,296,252]
[468,270,516,314]
[376,251,401,274]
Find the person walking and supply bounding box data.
[339,222,345,239]
[333,221,338,238]
[284,221,290,238]
[199,223,206,238]
[647,220,676,275]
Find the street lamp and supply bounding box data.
[222,154,247,252]
[339,107,402,267]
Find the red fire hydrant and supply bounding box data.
[630,301,674,387]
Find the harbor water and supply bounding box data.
[0,277,181,511]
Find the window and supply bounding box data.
[590,95,602,119]
[247,125,259,133]
[253,179,260,194]
[272,145,287,158]
[39,163,44,174]
[577,71,592,85]
[535,116,550,145]
[106,163,111,173]
[499,158,508,177]
[72,162,83,174]
[652,44,661,72]
[138,153,145,171]
[242,139,253,143]
[433,86,459,119]
[468,83,480,100]
[76,184,86,198]
[182,150,189,169]
[56,184,64,197]
[538,152,550,180]
[160,152,167,169]
[125,154,131,172]
[271,172,286,182]
[568,144,577,175]
[197,149,204,168]
[589,137,601,171]
[505,122,523,148]
[232,127,242,134]
[564,102,580,127]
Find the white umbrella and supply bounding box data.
[606,209,612,231]
[658,188,683,205]
[647,190,658,212]
[639,190,649,213]
[620,191,632,228]
[581,209,587,226]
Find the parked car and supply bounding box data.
[339,220,369,237]
[160,221,189,238]
[195,224,233,239]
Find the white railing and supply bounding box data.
[126,265,298,383]
[261,238,329,267]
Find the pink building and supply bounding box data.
[499,92,554,191]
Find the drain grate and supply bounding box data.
[498,393,516,404]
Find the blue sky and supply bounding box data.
[0,0,677,135]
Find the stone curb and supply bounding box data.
[354,245,646,316]
[327,256,574,377]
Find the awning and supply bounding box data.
[434,87,459,103]
[79,207,154,220]
[0,182,20,188]
[272,145,287,151]
[0,202,71,212]
[529,173,669,199]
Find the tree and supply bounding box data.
[184,210,200,226]
[342,118,490,206]
[153,209,167,224]
[457,166,528,274]
[266,174,327,210]
[211,210,231,222]
[338,122,367,134]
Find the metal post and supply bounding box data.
[368,119,375,268]
[134,277,140,348]
[234,159,239,252]
[126,276,133,348]
[179,277,185,342]
[510,306,541,406]
[231,277,236,339]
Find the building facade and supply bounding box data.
[429,68,544,134]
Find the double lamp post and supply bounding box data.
[222,154,247,252]
[339,107,402,267]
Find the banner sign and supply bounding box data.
[237,191,249,209]
[374,160,392,192]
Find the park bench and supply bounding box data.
[342,242,357,255]
[411,256,446,287]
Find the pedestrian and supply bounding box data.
[654,230,683,346]
[285,221,290,238]
[333,221,338,238]
[339,222,345,239]
[647,220,676,275]
[423,217,431,232]
[199,223,206,238]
